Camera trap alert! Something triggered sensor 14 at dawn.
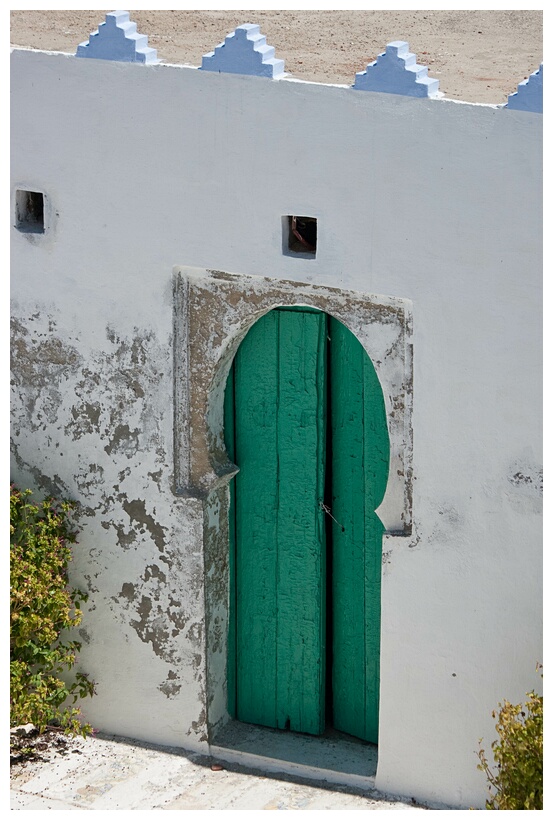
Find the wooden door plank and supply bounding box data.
[329,317,389,744]
[274,309,327,735]
[228,309,327,734]
[233,311,280,727]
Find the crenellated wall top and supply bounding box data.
[70,11,542,111]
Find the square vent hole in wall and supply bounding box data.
[283,215,317,257]
[15,190,45,233]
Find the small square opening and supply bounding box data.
[15,190,45,233]
[283,215,317,257]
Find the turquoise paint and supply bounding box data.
[201,24,285,79]
[228,308,326,735]
[76,11,159,64]
[225,308,390,742]
[329,317,389,743]
[353,41,439,98]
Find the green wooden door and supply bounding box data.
[224,307,389,742]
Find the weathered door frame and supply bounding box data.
[172,266,413,743]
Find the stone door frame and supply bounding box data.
[172,266,413,737]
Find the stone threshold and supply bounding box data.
[211,720,378,791]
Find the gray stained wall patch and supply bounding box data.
[122,499,167,552]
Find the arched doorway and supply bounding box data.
[224,306,389,744]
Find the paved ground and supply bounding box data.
[10,732,429,811]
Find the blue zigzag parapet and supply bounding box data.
[506,64,543,113]
[353,41,439,98]
[200,24,285,79]
[76,10,159,64]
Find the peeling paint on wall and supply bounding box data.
[159,669,182,699]
[111,560,193,665]
[122,499,167,552]
[10,303,210,750]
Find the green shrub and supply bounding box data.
[10,485,95,735]
[477,669,543,810]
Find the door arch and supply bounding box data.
[224,306,389,743]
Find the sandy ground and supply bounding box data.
[10,9,542,105]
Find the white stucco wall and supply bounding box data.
[10,48,542,808]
